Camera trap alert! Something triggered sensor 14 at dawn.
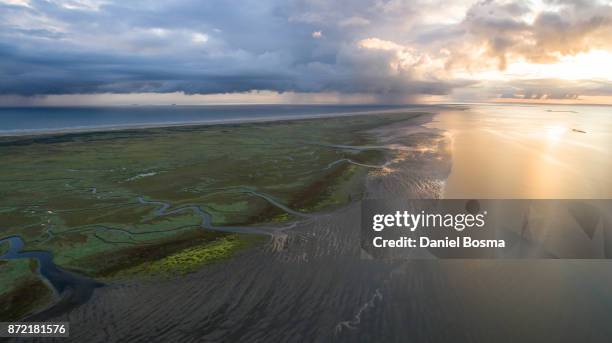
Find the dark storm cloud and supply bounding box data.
[2,0,612,101]
[0,0,459,98]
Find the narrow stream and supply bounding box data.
[0,187,319,320]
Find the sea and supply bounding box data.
[0,104,416,136]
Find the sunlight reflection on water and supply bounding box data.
[429,104,612,198]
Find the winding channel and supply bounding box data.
[0,186,326,320]
[0,143,392,321]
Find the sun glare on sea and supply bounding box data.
[545,125,567,142]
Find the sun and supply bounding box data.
[504,50,612,81]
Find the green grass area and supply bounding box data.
[0,259,54,321]
[0,259,37,296]
[0,112,421,318]
[111,234,260,279]
[0,240,8,255]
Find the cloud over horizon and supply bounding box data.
[1,0,612,104]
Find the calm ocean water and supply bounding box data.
[0,105,414,135]
[428,103,612,198]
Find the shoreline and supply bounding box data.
[0,105,447,138]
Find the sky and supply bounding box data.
[1,0,612,106]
